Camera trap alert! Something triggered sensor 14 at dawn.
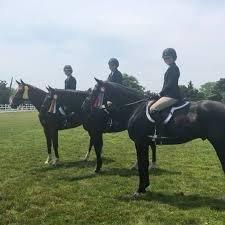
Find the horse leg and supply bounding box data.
[84,137,94,161]
[209,139,225,174]
[93,134,103,173]
[52,129,59,165]
[44,127,52,164]
[131,142,156,170]
[149,141,157,169]
[134,141,150,195]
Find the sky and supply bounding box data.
[0,0,225,92]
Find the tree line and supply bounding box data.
[0,76,225,104]
[122,74,225,102]
[0,80,12,104]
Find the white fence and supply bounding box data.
[0,104,36,113]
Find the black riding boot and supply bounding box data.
[151,110,164,138]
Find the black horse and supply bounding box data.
[81,78,157,172]
[127,97,225,195]
[40,86,93,162]
[83,80,225,195]
[10,80,90,165]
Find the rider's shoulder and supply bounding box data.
[168,63,180,73]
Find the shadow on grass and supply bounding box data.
[32,157,115,173]
[117,191,225,210]
[58,167,180,182]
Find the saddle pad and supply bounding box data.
[146,101,190,124]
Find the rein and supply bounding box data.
[117,98,149,110]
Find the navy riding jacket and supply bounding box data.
[65,75,77,90]
[107,70,123,84]
[160,63,181,99]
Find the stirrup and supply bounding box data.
[107,118,113,127]
[148,127,164,143]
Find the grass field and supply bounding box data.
[0,112,225,225]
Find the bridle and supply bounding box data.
[92,86,105,109]
[90,83,149,112]
[10,85,29,106]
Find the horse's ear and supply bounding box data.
[16,80,21,85]
[94,77,103,84]
[48,85,54,92]
[46,86,50,92]
[20,79,25,85]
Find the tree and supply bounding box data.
[213,78,225,102]
[0,80,11,104]
[199,82,216,98]
[179,81,204,101]
[122,73,146,94]
[179,85,189,99]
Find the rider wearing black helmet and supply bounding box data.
[107,58,123,84]
[64,65,77,90]
[149,48,181,137]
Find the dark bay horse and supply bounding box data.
[10,80,89,165]
[127,98,225,195]
[81,78,157,172]
[40,87,92,162]
[83,81,225,195]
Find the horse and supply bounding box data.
[10,80,90,165]
[84,80,225,196]
[80,78,157,172]
[40,86,93,161]
[127,96,225,195]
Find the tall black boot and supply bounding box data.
[150,110,164,139]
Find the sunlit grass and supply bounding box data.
[0,112,225,225]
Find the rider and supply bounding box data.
[64,65,77,90]
[150,48,181,137]
[106,58,123,128]
[63,65,77,126]
[107,58,123,84]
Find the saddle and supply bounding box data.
[146,99,190,124]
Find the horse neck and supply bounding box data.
[58,91,88,112]
[28,86,46,111]
[106,84,144,105]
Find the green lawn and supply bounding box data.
[0,112,225,225]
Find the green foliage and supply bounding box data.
[122,73,145,94]
[198,78,225,102]
[179,81,204,101]
[213,78,225,102]
[199,82,216,98]
[0,80,11,104]
[0,112,225,225]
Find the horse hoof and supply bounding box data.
[84,154,90,161]
[150,163,157,170]
[132,192,146,199]
[83,157,89,161]
[52,158,60,166]
[44,158,52,164]
[94,169,101,173]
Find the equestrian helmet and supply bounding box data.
[108,58,119,67]
[162,48,177,60]
[63,65,73,73]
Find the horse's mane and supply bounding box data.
[104,81,144,98]
[53,89,89,99]
[54,89,88,95]
[25,83,47,94]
